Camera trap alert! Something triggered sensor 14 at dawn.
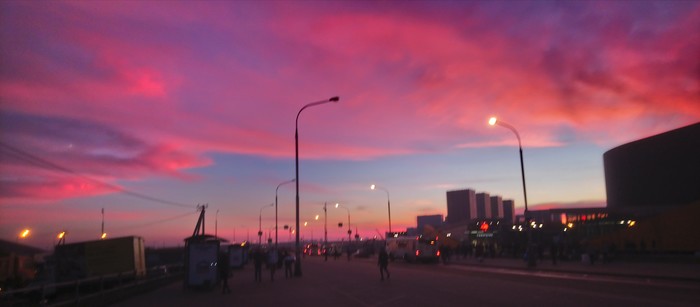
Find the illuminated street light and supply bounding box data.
[335,203,352,261]
[370,184,392,234]
[57,231,66,246]
[294,96,339,277]
[19,229,30,238]
[101,232,107,239]
[488,116,534,267]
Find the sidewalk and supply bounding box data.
[447,255,700,282]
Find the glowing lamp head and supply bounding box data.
[57,231,66,239]
[488,117,498,126]
[335,203,339,208]
[370,184,376,190]
[20,229,30,238]
[315,215,319,220]
[101,232,107,239]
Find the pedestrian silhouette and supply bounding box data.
[267,249,279,282]
[283,251,294,279]
[253,249,263,282]
[378,248,390,281]
[218,252,231,294]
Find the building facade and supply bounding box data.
[503,200,515,224]
[604,122,700,216]
[446,189,476,224]
[490,195,503,219]
[476,192,491,219]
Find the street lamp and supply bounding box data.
[488,116,534,267]
[322,203,328,261]
[276,178,295,250]
[295,96,339,277]
[259,203,273,246]
[19,228,30,240]
[57,231,66,246]
[335,203,352,261]
[370,184,392,235]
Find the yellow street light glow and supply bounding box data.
[20,229,30,238]
[315,215,319,220]
[57,231,66,239]
[304,221,308,226]
[488,117,498,126]
[335,203,339,208]
[101,232,107,239]
[370,184,376,190]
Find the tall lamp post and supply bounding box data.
[295,96,339,277]
[56,231,66,246]
[370,184,392,235]
[311,205,328,260]
[335,203,352,261]
[259,203,273,246]
[275,178,295,250]
[488,116,535,267]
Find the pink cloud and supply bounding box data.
[1,1,698,205]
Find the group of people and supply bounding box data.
[219,247,392,294]
[252,248,296,282]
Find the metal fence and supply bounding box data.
[0,264,182,306]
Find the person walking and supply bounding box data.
[218,252,231,294]
[253,249,263,282]
[378,248,390,281]
[283,251,294,279]
[267,248,279,282]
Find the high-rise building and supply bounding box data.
[446,189,476,224]
[490,195,503,218]
[476,192,491,219]
[417,215,443,233]
[503,200,515,224]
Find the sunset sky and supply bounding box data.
[2,1,699,250]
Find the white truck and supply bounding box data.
[386,235,439,263]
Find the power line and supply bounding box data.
[16,211,200,240]
[0,141,196,209]
[112,211,200,231]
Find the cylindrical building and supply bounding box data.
[603,122,700,216]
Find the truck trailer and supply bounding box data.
[53,236,146,281]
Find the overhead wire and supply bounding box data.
[0,141,197,209]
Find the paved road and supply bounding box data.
[114,256,700,307]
